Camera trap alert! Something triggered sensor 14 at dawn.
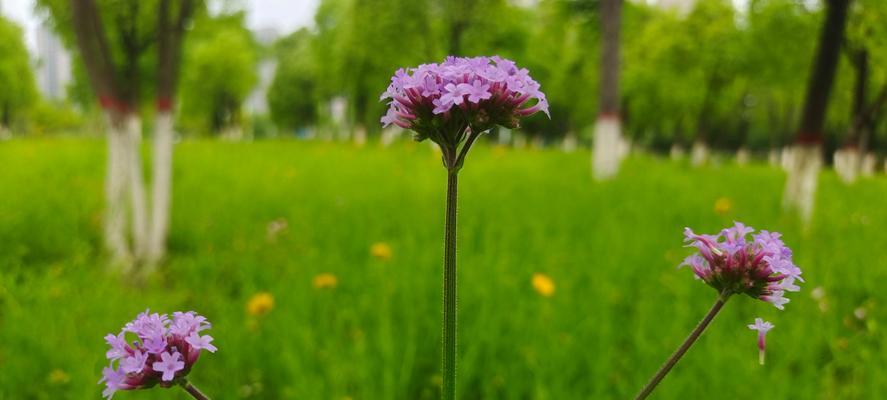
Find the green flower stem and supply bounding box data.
[634,293,731,400]
[442,168,459,400]
[179,379,211,400]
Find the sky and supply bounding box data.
[0,0,322,52]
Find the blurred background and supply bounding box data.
[0,0,885,399]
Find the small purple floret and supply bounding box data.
[152,351,185,382]
[186,332,218,353]
[748,318,774,365]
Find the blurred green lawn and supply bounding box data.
[0,138,884,399]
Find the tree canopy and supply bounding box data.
[0,16,38,130]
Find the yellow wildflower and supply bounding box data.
[532,273,555,297]
[714,197,732,215]
[313,273,339,289]
[370,242,393,261]
[48,369,70,384]
[246,292,275,316]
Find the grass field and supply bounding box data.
[0,138,885,399]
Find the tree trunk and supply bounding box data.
[670,143,685,160]
[782,144,822,222]
[147,111,174,264]
[691,68,722,167]
[380,126,400,147]
[592,118,625,178]
[592,0,624,180]
[354,124,367,147]
[736,147,750,165]
[784,0,849,221]
[795,0,849,141]
[859,83,887,155]
[836,49,868,184]
[104,112,131,267]
[834,147,859,183]
[125,115,149,260]
[146,0,193,267]
[859,152,876,177]
[690,139,709,167]
[562,131,578,152]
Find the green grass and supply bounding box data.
[0,138,885,399]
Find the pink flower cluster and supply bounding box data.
[681,222,803,309]
[380,56,548,143]
[100,310,217,399]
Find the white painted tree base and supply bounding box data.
[513,134,527,149]
[768,149,780,166]
[736,147,750,165]
[782,144,821,223]
[591,117,627,180]
[220,126,244,141]
[780,147,795,172]
[669,144,685,160]
[126,116,149,260]
[353,125,367,147]
[860,153,876,177]
[380,127,401,147]
[147,112,174,265]
[690,141,709,167]
[561,132,578,153]
[498,128,512,145]
[104,116,131,267]
[834,148,860,184]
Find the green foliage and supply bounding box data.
[24,0,887,148]
[267,29,319,133]
[177,13,258,135]
[28,101,90,135]
[624,0,747,149]
[305,0,534,133]
[523,0,600,137]
[741,0,820,149]
[35,0,163,107]
[1,139,886,398]
[0,16,38,130]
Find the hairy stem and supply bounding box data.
[180,379,211,400]
[442,169,459,400]
[634,293,730,400]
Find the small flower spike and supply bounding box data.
[748,318,774,365]
[99,310,217,399]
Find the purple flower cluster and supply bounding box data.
[100,310,217,399]
[680,222,803,309]
[380,56,548,143]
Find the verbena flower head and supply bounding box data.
[100,310,217,399]
[748,318,774,365]
[680,222,802,309]
[380,56,548,149]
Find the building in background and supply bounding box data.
[245,27,279,115]
[35,26,71,101]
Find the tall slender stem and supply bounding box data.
[634,293,730,400]
[442,169,459,400]
[179,379,211,400]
